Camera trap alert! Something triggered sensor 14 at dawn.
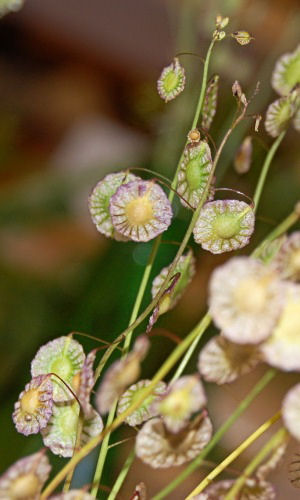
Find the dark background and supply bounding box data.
[0,0,299,498]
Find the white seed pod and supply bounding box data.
[177,141,213,210]
[194,477,275,499]
[234,136,252,174]
[272,44,300,96]
[0,0,24,17]
[209,257,285,344]
[117,379,167,426]
[50,491,94,500]
[109,179,173,242]
[0,450,51,500]
[271,231,300,281]
[154,375,207,433]
[89,171,139,239]
[135,414,212,468]
[201,75,219,132]
[157,58,186,102]
[193,200,255,254]
[198,335,260,385]
[31,336,85,403]
[42,403,103,457]
[282,383,300,441]
[265,90,299,137]
[260,283,300,371]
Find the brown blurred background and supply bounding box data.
[0,0,299,498]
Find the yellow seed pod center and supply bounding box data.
[20,389,40,415]
[9,473,40,499]
[158,295,172,316]
[160,389,190,418]
[234,277,268,314]
[126,196,153,225]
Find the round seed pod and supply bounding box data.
[272,44,300,97]
[157,58,186,102]
[265,90,299,137]
[231,31,254,45]
[177,141,213,210]
[193,199,255,254]
[194,478,275,499]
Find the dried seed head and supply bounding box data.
[232,81,248,107]
[198,335,260,385]
[234,136,252,174]
[271,231,300,281]
[97,336,149,414]
[215,15,229,29]
[13,375,54,436]
[209,257,285,344]
[254,114,262,132]
[117,379,167,426]
[31,336,85,402]
[193,200,255,254]
[151,251,196,316]
[50,491,94,499]
[282,383,300,441]
[89,171,139,240]
[154,376,207,433]
[272,44,300,97]
[0,0,24,17]
[194,477,275,499]
[0,450,51,500]
[109,179,173,242]
[76,349,97,417]
[260,284,300,371]
[177,141,213,209]
[201,75,219,132]
[265,89,299,137]
[188,128,201,143]
[135,414,212,468]
[231,31,254,46]
[157,58,186,102]
[42,403,103,457]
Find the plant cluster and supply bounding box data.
[1,9,300,500]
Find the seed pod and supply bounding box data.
[188,128,201,143]
[213,30,226,41]
[201,75,219,132]
[288,452,300,489]
[177,141,213,209]
[231,30,254,45]
[272,44,300,97]
[234,136,252,174]
[282,383,300,441]
[157,58,186,102]
[265,89,299,137]
[0,0,24,17]
[215,15,229,29]
[195,478,276,499]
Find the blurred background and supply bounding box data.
[0,0,299,498]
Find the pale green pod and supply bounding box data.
[157,58,186,102]
[272,44,300,96]
[201,75,219,132]
[265,89,299,137]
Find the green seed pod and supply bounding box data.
[157,58,186,102]
[265,89,299,137]
[272,44,300,97]
[231,30,254,46]
[0,0,24,17]
[177,141,213,209]
[201,75,219,132]
[234,136,252,174]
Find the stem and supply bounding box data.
[191,40,215,131]
[224,427,288,500]
[253,131,285,212]
[171,327,204,383]
[62,413,84,492]
[152,368,276,499]
[107,449,135,500]
[41,314,211,499]
[185,411,281,499]
[90,401,117,497]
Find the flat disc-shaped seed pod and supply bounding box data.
[194,478,276,499]
[272,44,300,96]
[265,90,299,137]
[201,75,219,132]
[177,141,213,209]
[117,379,167,426]
[157,58,186,102]
[89,171,139,239]
[193,200,255,254]
[50,491,94,499]
[151,251,196,315]
[271,231,300,281]
[198,335,260,385]
[282,383,300,441]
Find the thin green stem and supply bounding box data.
[224,427,288,500]
[91,401,117,497]
[152,368,276,499]
[253,131,286,213]
[63,413,84,492]
[171,326,205,382]
[107,449,135,500]
[185,411,281,499]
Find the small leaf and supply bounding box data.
[201,75,219,132]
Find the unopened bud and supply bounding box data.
[213,30,226,42]
[215,15,229,29]
[254,114,262,132]
[188,129,201,143]
[231,31,254,46]
[232,80,248,107]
